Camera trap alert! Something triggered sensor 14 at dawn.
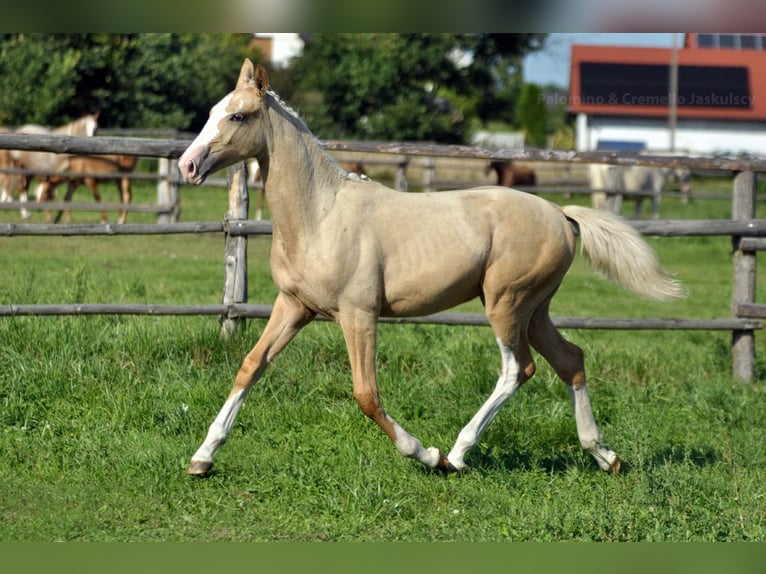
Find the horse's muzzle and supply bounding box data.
[178,148,207,185]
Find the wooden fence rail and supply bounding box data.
[0,133,764,380]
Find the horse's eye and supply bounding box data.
[231,113,245,122]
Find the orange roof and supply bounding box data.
[568,40,766,121]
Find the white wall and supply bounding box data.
[253,33,304,68]
[577,113,766,156]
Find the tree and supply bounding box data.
[515,83,547,148]
[0,34,254,130]
[0,34,81,125]
[287,33,546,144]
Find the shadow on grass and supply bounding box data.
[410,448,602,477]
[650,445,721,467]
[416,443,721,478]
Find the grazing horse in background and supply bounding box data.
[486,160,536,189]
[6,113,99,219]
[179,60,685,477]
[589,162,692,219]
[248,157,366,220]
[39,154,138,224]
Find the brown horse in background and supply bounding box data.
[39,154,137,224]
[486,160,537,188]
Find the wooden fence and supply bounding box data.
[0,132,764,381]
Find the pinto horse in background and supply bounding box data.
[38,154,138,224]
[5,114,99,219]
[179,60,685,478]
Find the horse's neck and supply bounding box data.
[260,102,342,239]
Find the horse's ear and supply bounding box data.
[254,65,269,96]
[236,58,255,89]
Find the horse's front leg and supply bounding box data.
[118,176,131,224]
[55,180,79,224]
[188,292,315,476]
[339,310,455,472]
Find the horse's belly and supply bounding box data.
[379,255,484,317]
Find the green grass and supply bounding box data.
[1,177,766,541]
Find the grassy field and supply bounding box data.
[1,174,766,541]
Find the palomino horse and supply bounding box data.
[589,162,692,219]
[38,154,137,224]
[179,60,685,477]
[248,157,366,220]
[6,113,99,219]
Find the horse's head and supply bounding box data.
[68,113,99,137]
[180,59,270,185]
[82,113,99,137]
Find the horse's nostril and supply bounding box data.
[181,158,196,177]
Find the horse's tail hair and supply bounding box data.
[562,204,687,301]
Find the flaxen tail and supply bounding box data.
[562,205,686,300]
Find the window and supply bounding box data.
[719,34,738,49]
[697,33,765,50]
[740,35,760,50]
[579,62,752,109]
[697,34,717,48]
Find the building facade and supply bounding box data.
[569,33,766,156]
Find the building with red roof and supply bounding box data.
[568,33,766,155]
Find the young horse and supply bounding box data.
[8,113,99,219]
[39,154,137,224]
[179,60,685,477]
[249,157,366,220]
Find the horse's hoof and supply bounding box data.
[608,457,621,475]
[435,451,460,474]
[187,460,213,476]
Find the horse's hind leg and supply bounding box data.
[528,302,620,473]
[447,294,536,471]
[447,333,533,471]
[82,178,106,223]
[188,292,315,476]
[54,180,78,224]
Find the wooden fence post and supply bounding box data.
[395,156,409,192]
[731,170,757,381]
[220,162,249,339]
[157,158,181,223]
[422,157,435,192]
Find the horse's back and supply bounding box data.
[341,181,567,241]
[70,154,137,174]
[329,182,573,317]
[15,124,49,135]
